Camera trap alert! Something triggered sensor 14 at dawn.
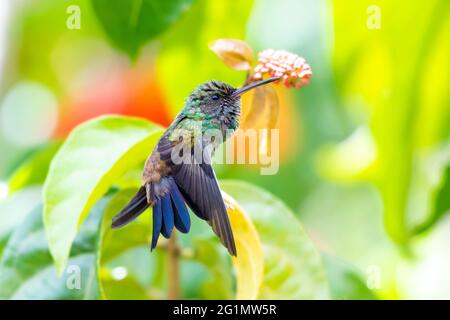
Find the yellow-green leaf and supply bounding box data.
[261,85,279,155]
[43,115,163,275]
[8,142,61,193]
[222,192,264,300]
[242,86,265,129]
[156,0,254,116]
[221,180,329,299]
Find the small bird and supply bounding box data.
[111,77,279,256]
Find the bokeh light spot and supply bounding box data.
[0,181,8,201]
[111,266,128,281]
[0,81,58,146]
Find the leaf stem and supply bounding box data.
[167,231,180,299]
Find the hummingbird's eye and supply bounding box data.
[211,94,220,101]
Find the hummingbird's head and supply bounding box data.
[186,77,279,119]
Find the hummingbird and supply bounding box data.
[111,77,279,256]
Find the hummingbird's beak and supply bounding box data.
[231,77,280,97]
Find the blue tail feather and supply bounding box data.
[161,195,174,238]
[170,182,190,233]
[151,200,162,250]
[149,178,191,249]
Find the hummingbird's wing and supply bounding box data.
[159,131,237,256]
[113,129,236,256]
[173,159,237,256]
[111,186,149,228]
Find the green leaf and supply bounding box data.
[96,188,153,299]
[8,142,61,193]
[43,115,163,275]
[332,0,450,244]
[156,0,254,116]
[98,188,180,300]
[429,164,450,224]
[0,187,42,257]
[100,274,150,300]
[101,247,168,300]
[0,200,107,299]
[322,253,377,300]
[97,188,234,299]
[220,180,329,299]
[91,0,193,58]
[98,188,151,264]
[192,238,234,299]
[414,164,450,234]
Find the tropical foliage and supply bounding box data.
[0,0,449,299]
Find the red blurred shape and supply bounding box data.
[56,63,171,137]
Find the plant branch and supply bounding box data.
[167,231,180,300]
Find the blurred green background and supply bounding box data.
[0,0,449,299]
